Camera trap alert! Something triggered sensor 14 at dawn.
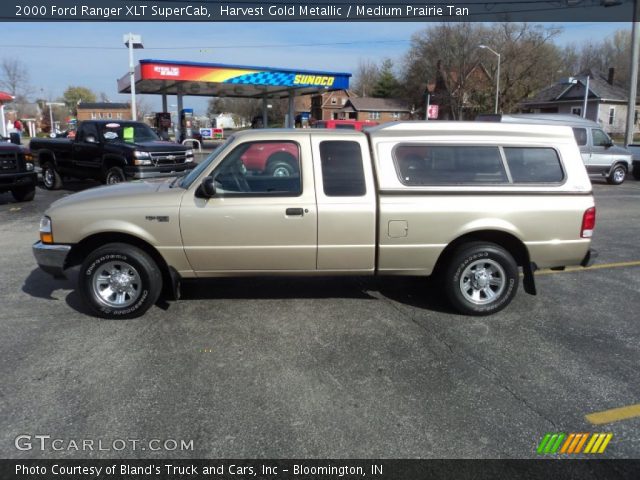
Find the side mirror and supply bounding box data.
[86,135,98,144]
[196,176,216,198]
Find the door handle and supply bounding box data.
[285,208,304,216]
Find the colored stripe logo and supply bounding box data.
[537,433,612,454]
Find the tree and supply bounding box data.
[403,23,563,119]
[371,59,401,98]
[352,59,380,97]
[62,86,97,114]
[0,58,33,102]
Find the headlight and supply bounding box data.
[133,151,152,166]
[39,216,53,244]
[25,162,34,171]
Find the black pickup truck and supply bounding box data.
[30,120,195,189]
[0,142,37,202]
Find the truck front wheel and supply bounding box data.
[606,164,627,185]
[79,243,162,319]
[443,242,519,316]
[104,166,126,185]
[11,185,35,202]
[42,162,62,190]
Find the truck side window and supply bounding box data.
[503,148,564,183]
[319,141,366,196]
[78,123,98,143]
[393,145,507,185]
[572,128,587,146]
[213,141,301,196]
[592,129,611,147]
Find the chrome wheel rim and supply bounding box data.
[272,166,290,177]
[460,258,506,305]
[613,168,625,183]
[107,173,123,184]
[44,168,53,187]
[91,261,141,308]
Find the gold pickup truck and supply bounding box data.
[33,122,595,318]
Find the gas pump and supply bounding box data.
[179,108,193,143]
[154,112,171,141]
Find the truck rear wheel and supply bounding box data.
[11,185,35,202]
[79,243,162,319]
[42,162,63,190]
[606,164,626,185]
[443,242,519,316]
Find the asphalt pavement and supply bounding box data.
[0,177,639,459]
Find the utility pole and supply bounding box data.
[625,0,640,145]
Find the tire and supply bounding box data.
[41,162,63,190]
[606,164,626,185]
[104,166,126,185]
[443,242,519,316]
[266,153,296,177]
[11,185,35,202]
[79,243,162,319]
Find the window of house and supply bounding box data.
[331,98,337,105]
[571,107,582,117]
[608,107,615,125]
[393,145,507,186]
[503,148,564,183]
[212,141,301,196]
[392,112,401,119]
[319,141,366,196]
[368,112,380,120]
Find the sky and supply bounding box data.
[0,21,628,115]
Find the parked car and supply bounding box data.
[477,114,633,185]
[30,120,195,189]
[626,144,640,180]
[33,122,595,318]
[241,142,299,176]
[0,142,37,202]
[312,119,379,130]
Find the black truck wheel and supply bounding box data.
[42,162,63,190]
[104,166,126,185]
[79,243,162,319]
[11,185,35,202]
[443,241,519,316]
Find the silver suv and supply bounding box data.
[478,114,633,185]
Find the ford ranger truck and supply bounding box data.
[32,122,595,318]
[29,120,195,188]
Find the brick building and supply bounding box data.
[338,97,412,123]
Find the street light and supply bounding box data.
[478,45,501,114]
[563,75,590,119]
[123,33,143,121]
[46,102,65,137]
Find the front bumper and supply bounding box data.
[0,171,37,192]
[32,241,71,277]
[125,162,196,180]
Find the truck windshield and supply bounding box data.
[179,136,234,189]
[99,123,159,143]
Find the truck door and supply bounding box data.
[179,138,317,274]
[72,122,102,175]
[590,128,614,172]
[310,135,376,272]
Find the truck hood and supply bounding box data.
[119,141,188,152]
[609,145,632,156]
[48,179,179,212]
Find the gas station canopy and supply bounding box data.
[118,59,351,99]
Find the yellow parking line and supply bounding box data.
[536,260,640,276]
[585,404,640,425]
